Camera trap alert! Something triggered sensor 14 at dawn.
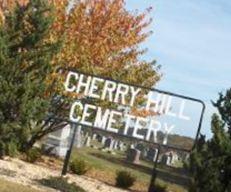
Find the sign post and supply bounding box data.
[148,144,161,192]
[147,93,206,192]
[61,123,79,176]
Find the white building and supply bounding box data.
[44,124,84,157]
[43,125,71,157]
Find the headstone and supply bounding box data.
[130,144,135,149]
[101,136,107,145]
[163,135,168,145]
[143,149,148,158]
[136,143,145,151]
[167,155,172,165]
[126,148,141,164]
[113,140,118,150]
[147,148,158,162]
[81,131,85,146]
[135,143,146,158]
[161,154,170,165]
[104,138,114,150]
[96,134,102,142]
[160,151,179,166]
[184,153,190,161]
[92,133,97,140]
[118,141,125,151]
[45,124,71,157]
[123,143,127,150]
[168,152,179,165]
[75,126,82,148]
[84,136,91,147]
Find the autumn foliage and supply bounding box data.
[50,0,160,88]
[0,0,28,24]
[1,0,160,88]
[0,0,161,150]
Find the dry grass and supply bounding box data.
[0,178,42,192]
[71,147,189,192]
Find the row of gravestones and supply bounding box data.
[102,137,127,151]
[126,146,158,165]
[81,133,127,152]
[126,145,180,166]
[81,132,179,166]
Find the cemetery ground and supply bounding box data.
[71,146,190,192]
[0,137,190,192]
[0,146,190,192]
[0,156,126,192]
[0,178,42,192]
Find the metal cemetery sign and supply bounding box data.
[55,68,205,151]
[53,68,205,192]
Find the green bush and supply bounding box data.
[0,141,6,158]
[6,141,18,157]
[154,183,167,192]
[70,159,88,175]
[40,177,86,192]
[115,170,136,189]
[0,139,19,158]
[26,147,42,163]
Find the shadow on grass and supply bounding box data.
[37,176,86,192]
[0,168,17,177]
[89,152,190,189]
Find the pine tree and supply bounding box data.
[188,90,231,192]
[213,88,231,137]
[0,0,60,154]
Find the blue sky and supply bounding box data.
[126,0,231,138]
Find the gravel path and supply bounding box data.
[0,158,127,192]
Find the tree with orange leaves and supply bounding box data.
[49,0,161,121]
[0,0,161,151]
[0,0,28,23]
[1,0,161,98]
[51,0,160,88]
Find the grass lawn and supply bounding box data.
[0,178,42,192]
[71,146,190,192]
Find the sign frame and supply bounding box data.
[51,68,206,191]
